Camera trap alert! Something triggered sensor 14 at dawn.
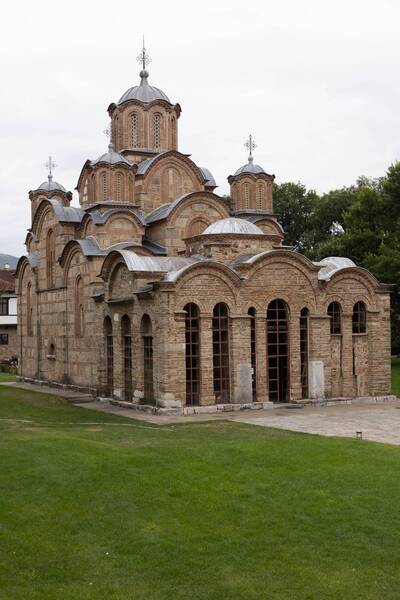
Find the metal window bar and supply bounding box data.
[248,308,257,400]
[212,303,230,403]
[143,335,154,404]
[267,300,290,403]
[106,334,114,396]
[328,302,342,335]
[352,302,367,334]
[123,334,132,401]
[184,303,200,406]
[300,308,309,399]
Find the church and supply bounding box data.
[16,44,392,414]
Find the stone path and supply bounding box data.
[3,381,400,445]
[235,401,400,445]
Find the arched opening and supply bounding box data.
[121,315,132,402]
[184,303,200,406]
[104,316,113,396]
[212,303,230,403]
[101,172,108,200]
[266,299,290,403]
[300,307,309,399]
[171,116,177,149]
[352,301,367,334]
[74,276,84,337]
[46,229,55,288]
[130,112,138,147]
[153,113,162,149]
[141,314,154,404]
[27,281,33,336]
[243,183,250,209]
[115,172,124,201]
[186,217,209,238]
[248,307,257,400]
[114,115,120,148]
[328,301,342,335]
[257,183,264,208]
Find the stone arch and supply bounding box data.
[185,216,211,238]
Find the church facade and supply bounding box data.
[16,47,392,413]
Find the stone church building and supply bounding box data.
[17,46,392,413]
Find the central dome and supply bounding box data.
[118,70,171,105]
[203,218,263,236]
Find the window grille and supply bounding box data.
[153,113,161,149]
[212,303,230,403]
[266,299,290,403]
[184,303,200,406]
[328,302,342,335]
[352,301,367,334]
[131,113,138,147]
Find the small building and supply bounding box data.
[0,265,18,363]
[16,45,392,411]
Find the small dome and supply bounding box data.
[37,178,66,192]
[203,218,264,236]
[234,158,267,176]
[118,70,171,105]
[92,144,131,166]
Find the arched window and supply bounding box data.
[212,303,230,402]
[352,301,367,334]
[115,172,124,201]
[121,315,132,402]
[248,307,257,400]
[153,113,161,149]
[74,276,84,337]
[141,314,154,404]
[101,172,108,200]
[300,307,309,399]
[46,229,55,288]
[114,115,120,148]
[27,282,33,336]
[186,218,209,238]
[171,116,177,148]
[328,301,342,335]
[130,112,138,147]
[266,299,290,403]
[243,183,250,208]
[90,173,95,203]
[257,183,264,208]
[184,303,200,406]
[104,316,113,396]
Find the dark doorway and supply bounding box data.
[266,299,290,403]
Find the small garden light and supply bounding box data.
[356,431,363,440]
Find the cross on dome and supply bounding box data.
[244,134,257,163]
[45,156,57,181]
[136,36,152,73]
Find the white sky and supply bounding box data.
[1,0,399,256]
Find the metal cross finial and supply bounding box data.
[136,36,152,71]
[103,123,111,140]
[45,156,57,181]
[244,134,257,161]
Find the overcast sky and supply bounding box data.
[1,0,399,257]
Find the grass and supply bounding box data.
[391,357,400,397]
[1,387,400,599]
[0,372,16,383]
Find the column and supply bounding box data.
[230,314,252,404]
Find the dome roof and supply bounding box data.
[92,144,131,167]
[203,217,263,236]
[118,70,171,105]
[37,177,66,192]
[234,156,266,176]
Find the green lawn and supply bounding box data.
[0,372,16,383]
[1,387,400,599]
[391,357,400,397]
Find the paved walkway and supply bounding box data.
[3,381,400,445]
[236,401,400,445]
